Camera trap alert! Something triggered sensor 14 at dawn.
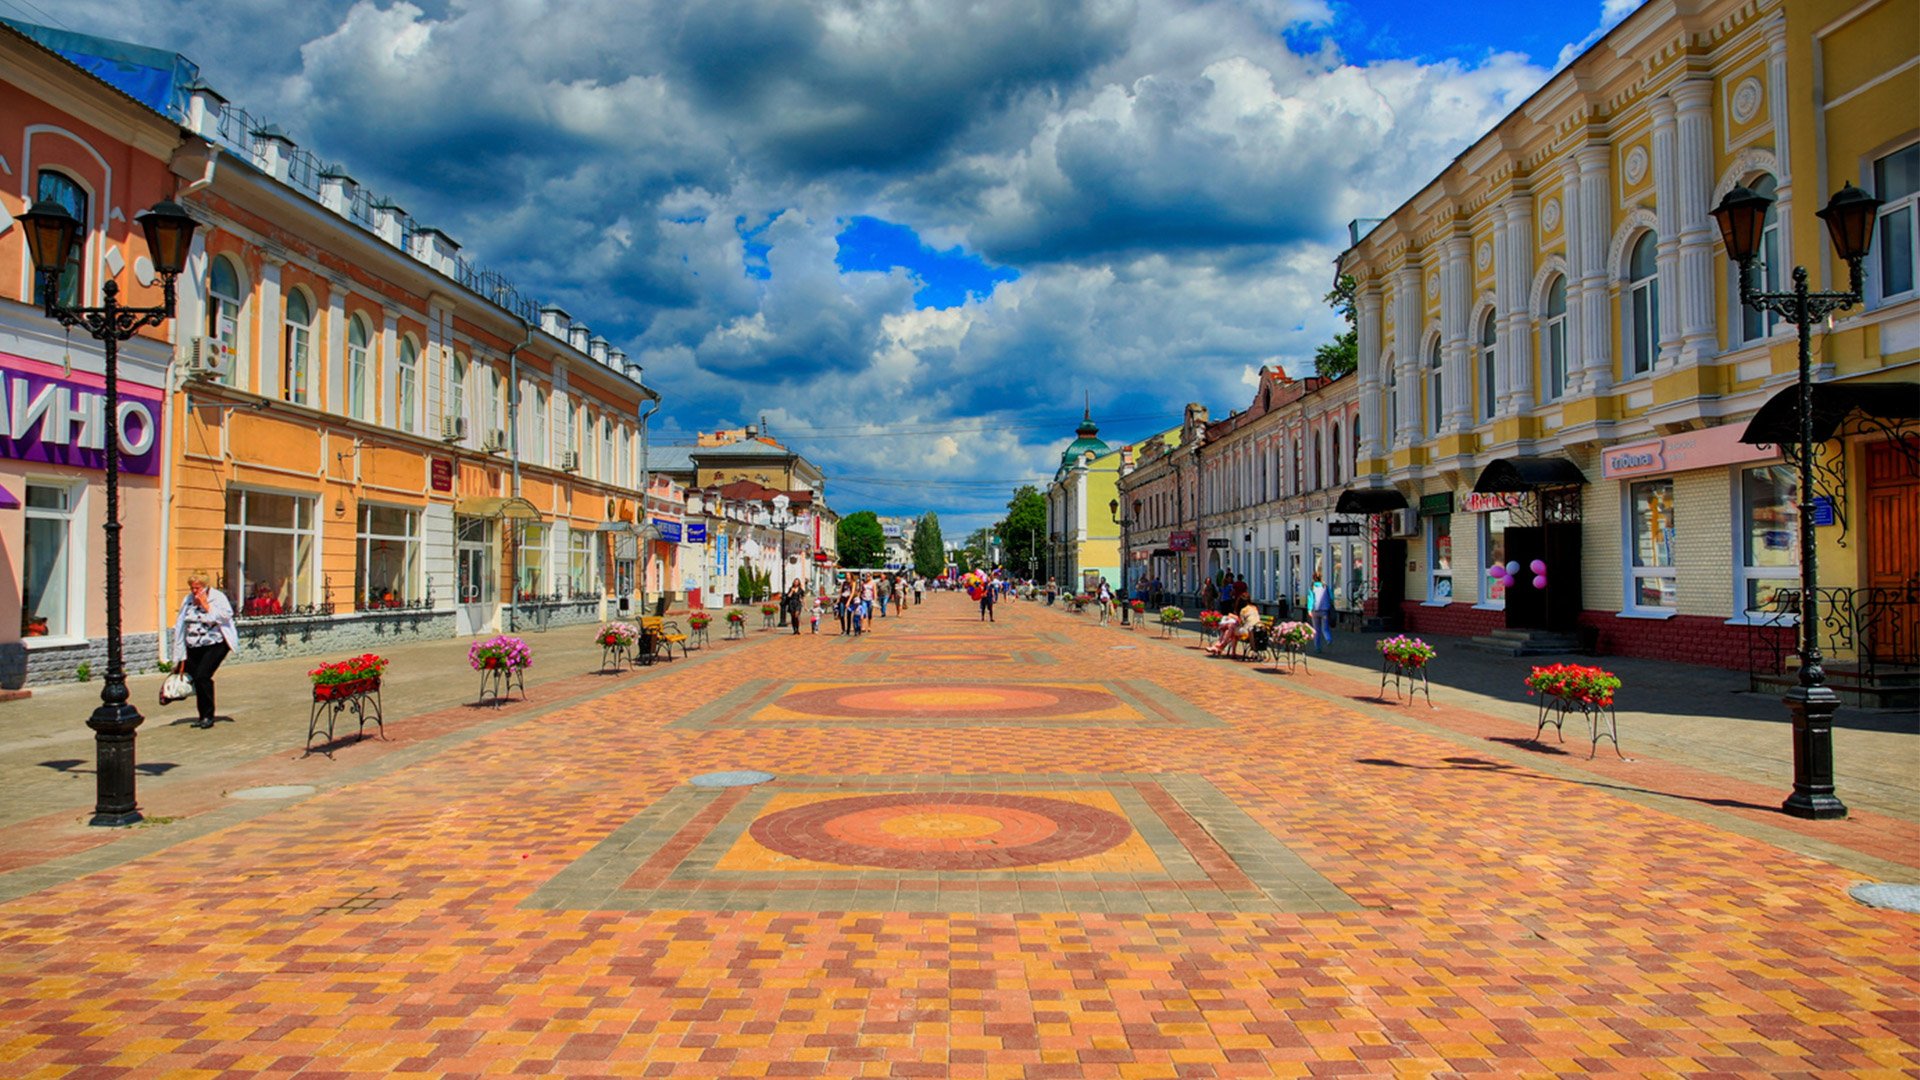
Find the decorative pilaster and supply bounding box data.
[1391,263,1423,449]
[1575,143,1613,394]
[380,309,400,428]
[257,254,283,400]
[1673,77,1718,363]
[1442,229,1473,433]
[1356,280,1385,459]
[1650,95,1683,367]
[1500,192,1535,415]
[324,278,347,413]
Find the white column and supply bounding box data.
[425,299,448,433]
[380,309,399,426]
[1391,263,1423,448]
[1766,14,1796,274]
[1650,94,1684,367]
[1575,143,1613,394]
[324,279,347,412]
[1672,78,1718,364]
[257,256,283,400]
[1500,191,1535,415]
[1442,230,1472,432]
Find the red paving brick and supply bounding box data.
[0,594,1915,1078]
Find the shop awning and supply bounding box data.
[1334,486,1409,514]
[454,495,543,521]
[1473,456,1587,493]
[1741,381,1920,445]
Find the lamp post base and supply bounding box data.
[86,700,145,828]
[1781,683,1847,820]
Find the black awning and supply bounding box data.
[1473,456,1588,493]
[1150,548,1176,558]
[1334,487,1409,514]
[1741,381,1920,445]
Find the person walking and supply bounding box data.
[1200,577,1219,615]
[1309,571,1334,654]
[1096,578,1114,626]
[838,578,855,636]
[785,580,805,635]
[172,572,237,729]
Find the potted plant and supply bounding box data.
[309,652,388,701]
[725,609,747,638]
[1375,634,1435,705]
[1197,609,1223,631]
[1525,663,1621,708]
[688,611,712,631]
[469,635,533,672]
[1271,620,1314,650]
[598,621,639,650]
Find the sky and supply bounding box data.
[25,0,1640,537]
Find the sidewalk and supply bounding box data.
[1075,604,1919,824]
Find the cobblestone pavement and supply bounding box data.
[0,594,1915,1078]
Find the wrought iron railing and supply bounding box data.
[1747,584,1920,688]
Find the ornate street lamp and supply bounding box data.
[20,198,197,827]
[1711,180,1881,820]
[770,493,792,621]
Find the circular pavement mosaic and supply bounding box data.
[774,682,1115,720]
[749,792,1133,870]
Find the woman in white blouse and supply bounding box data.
[172,573,237,728]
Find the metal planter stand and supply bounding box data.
[1532,694,1622,759]
[476,664,528,707]
[1378,658,1433,706]
[305,678,385,757]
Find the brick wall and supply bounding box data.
[1,633,161,689]
[1399,601,1505,639]
[1578,611,1790,670]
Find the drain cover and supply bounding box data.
[689,770,774,788]
[1850,883,1920,913]
[228,784,316,800]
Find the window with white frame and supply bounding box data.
[1733,175,1781,343]
[569,530,596,594]
[1627,478,1676,611]
[1626,232,1659,376]
[450,354,469,429]
[491,365,507,436]
[1479,309,1497,420]
[21,483,79,639]
[346,315,371,420]
[1427,338,1443,435]
[207,254,243,387]
[282,289,312,405]
[357,503,421,608]
[395,337,419,433]
[601,417,614,480]
[1738,465,1798,616]
[1427,514,1453,602]
[32,170,86,309]
[225,489,318,614]
[1330,422,1342,486]
[530,388,548,467]
[517,523,549,600]
[1543,275,1568,400]
[1873,142,1918,304]
[556,395,573,467]
[1481,510,1510,607]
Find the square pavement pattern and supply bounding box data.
[527,773,1359,915]
[672,679,1227,728]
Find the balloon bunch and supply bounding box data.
[1487,559,1549,590]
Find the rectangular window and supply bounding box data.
[1738,465,1798,615]
[226,489,318,614]
[21,483,77,638]
[1481,510,1510,606]
[1428,515,1453,602]
[518,523,549,600]
[1628,479,1677,611]
[1875,143,1919,301]
[569,529,596,595]
[357,504,422,608]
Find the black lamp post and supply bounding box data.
[771,494,792,622]
[20,198,198,827]
[1109,498,1130,623]
[1711,180,1881,820]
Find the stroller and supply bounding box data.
[1242,622,1274,663]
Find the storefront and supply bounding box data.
[1,351,168,686]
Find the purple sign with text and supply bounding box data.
[0,352,165,476]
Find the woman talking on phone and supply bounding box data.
[172,573,238,728]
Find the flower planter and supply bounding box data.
[1527,665,1623,758]
[305,673,384,756]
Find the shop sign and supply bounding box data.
[1462,491,1524,513]
[0,354,163,476]
[686,522,707,542]
[1206,537,1230,549]
[1168,530,1195,551]
[1329,521,1363,537]
[1418,492,1454,516]
[650,518,683,543]
[430,457,453,492]
[1600,424,1776,479]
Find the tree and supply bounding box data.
[1313,273,1358,380]
[835,511,885,569]
[995,485,1046,578]
[912,513,946,578]
[961,527,993,572]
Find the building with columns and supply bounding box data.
[1337,0,1917,669]
[1044,410,1120,592]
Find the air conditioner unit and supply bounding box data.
[440,415,467,442]
[560,450,580,473]
[1389,508,1421,537]
[481,428,508,453]
[185,336,230,378]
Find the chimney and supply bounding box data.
[249,124,296,181]
[567,324,590,353]
[369,199,407,247]
[539,305,571,338]
[588,336,610,364]
[318,167,358,216]
[182,79,227,137]
[408,226,460,275]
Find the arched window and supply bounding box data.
[1543,276,1568,401]
[1312,432,1323,490]
[490,366,507,434]
[1350,417,1360,473]
[1735,175,1781,343]
[346,316,371,419]
[32,170,86,309]
[1384,363,1398,446]
[208,255,244,387]
[1427,338,1444,435]
[530,388,548,467]
[282,289,312,405]
[1627,231,1659,375]
[395,338,419,433]
[1330,422,1342,485]
[555,394,573,467]
[1479,309,1498,421]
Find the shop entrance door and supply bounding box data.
[1864,439,1920,663]
[455,515,496,636]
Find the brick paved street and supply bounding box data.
[1,593,1916,1078]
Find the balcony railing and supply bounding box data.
[1747,584,1920,689]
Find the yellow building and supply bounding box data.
[1336,0,1918,677]
[1045,411,1127,592]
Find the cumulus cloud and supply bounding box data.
[52,0,1563,534]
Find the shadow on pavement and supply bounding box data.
[1354,751,1783,814]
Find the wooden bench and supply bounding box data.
[642,616,690,661]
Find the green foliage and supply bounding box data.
[835,511,886,569]
[75,661,92,682]
[995,485,1046,578]
[911,513,946,578]
[1314,273,1358,380]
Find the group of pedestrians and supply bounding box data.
[829,572,920,636]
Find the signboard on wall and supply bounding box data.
[1329,521,1362,537]
[0,353,164,475]
[1462,491,1523,513]
[651,518,683,543]
[430,457,454,492]
[1600,423,1777,479]
[687,522,707,542]
[1169,530,1195,551]
[1206,537,1230,549]
[1418,492,1454,516]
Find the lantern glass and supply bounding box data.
[19,201,80,278]
[136,201,198,276]
[1815,182,1882,264]
[1711,184,1773,264]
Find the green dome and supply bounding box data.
[1058,411,1109,470]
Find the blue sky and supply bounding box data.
[41,0,1638,535]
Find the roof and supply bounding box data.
[696,439,799,460]
[647,445,697,474]
[1057,410,1110,474]
[715,479,814,506]
[1,18,197,121]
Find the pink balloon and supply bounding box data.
[1529,559,1547,575]
[1532,575,1548,590]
